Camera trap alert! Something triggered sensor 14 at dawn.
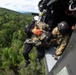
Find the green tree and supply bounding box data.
[0,8,45,75]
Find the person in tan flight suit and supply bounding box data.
[50,21,71,59]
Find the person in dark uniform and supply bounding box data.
[23,21,44,67]
[23,18,52,67]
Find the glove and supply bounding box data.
[39,12,43,16]
[52,27,58,35]
[56,49,62,56]
[32,27,43,35]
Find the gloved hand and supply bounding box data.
[52,27,59,35]
[55,48,62,56]
[39,12,43,17]
[32,27,43,35]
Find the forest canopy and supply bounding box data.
[0,8,45,75]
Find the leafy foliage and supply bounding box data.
[0,8,45,75]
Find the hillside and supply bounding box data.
[0,8,45,75]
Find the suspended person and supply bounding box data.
[23,17,52,67]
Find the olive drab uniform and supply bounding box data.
[25,21,50,46]
[50,27,70,58]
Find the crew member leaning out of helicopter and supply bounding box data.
[23,16,52,67]
[50,21,71,59]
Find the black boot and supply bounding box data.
[23,60,30,68]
